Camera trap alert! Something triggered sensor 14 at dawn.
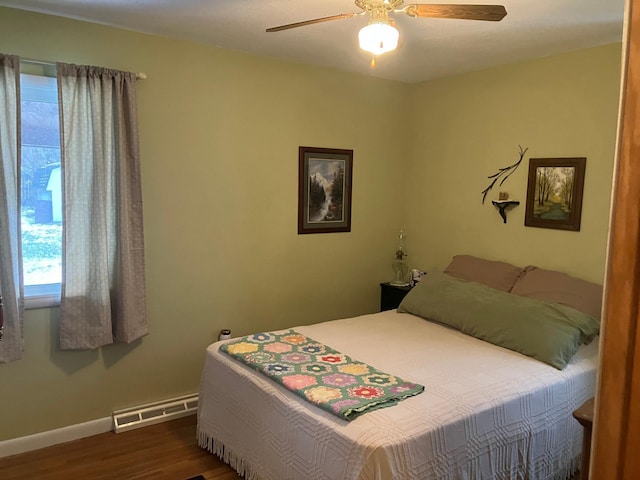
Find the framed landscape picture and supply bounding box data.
[298,146,353,234]
[524,157,586,231]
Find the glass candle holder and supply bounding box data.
[390,230,410,286]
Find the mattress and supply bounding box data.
[197,310,598,480]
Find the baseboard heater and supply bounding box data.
[112,393,198,433]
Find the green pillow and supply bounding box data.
[398,271,599,369]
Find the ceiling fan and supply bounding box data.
[266,1,507,62]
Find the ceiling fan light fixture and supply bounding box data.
[358,21,399,55]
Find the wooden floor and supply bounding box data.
[0,415,241,480]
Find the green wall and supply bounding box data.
[0,7,410,441]
[404,44,621,283]
[0,6,622,442]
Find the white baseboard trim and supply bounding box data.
[0,416,112,459]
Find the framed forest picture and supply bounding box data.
[298,146,353,234]
[524,157,586,231]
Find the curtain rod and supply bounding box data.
[20,57,147,80]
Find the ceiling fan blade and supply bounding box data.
[266,13,357,32]
[402,4,507,21]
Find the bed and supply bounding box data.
[197,256,602,480]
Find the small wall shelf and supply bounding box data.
[492,200,520,223]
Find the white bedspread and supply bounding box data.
[197,310,598,480]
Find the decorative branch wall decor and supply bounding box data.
[481,145,528,204]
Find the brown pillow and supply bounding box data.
[443,255,524,292]
[511,266,603,320]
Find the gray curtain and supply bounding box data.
[0,54,24,362]
[57,63,148,349]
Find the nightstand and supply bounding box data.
[380,282,413,311]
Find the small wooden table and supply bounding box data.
[572,397,595,479]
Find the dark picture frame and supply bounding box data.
[298,146,353,234]
[524,157,586,231]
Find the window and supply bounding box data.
[20,69,62,307]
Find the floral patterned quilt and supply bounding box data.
[220,329,424,421]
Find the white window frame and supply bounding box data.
[20,62,62,309]
[24,284,61,309]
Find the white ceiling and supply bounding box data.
[0,0,626,83]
